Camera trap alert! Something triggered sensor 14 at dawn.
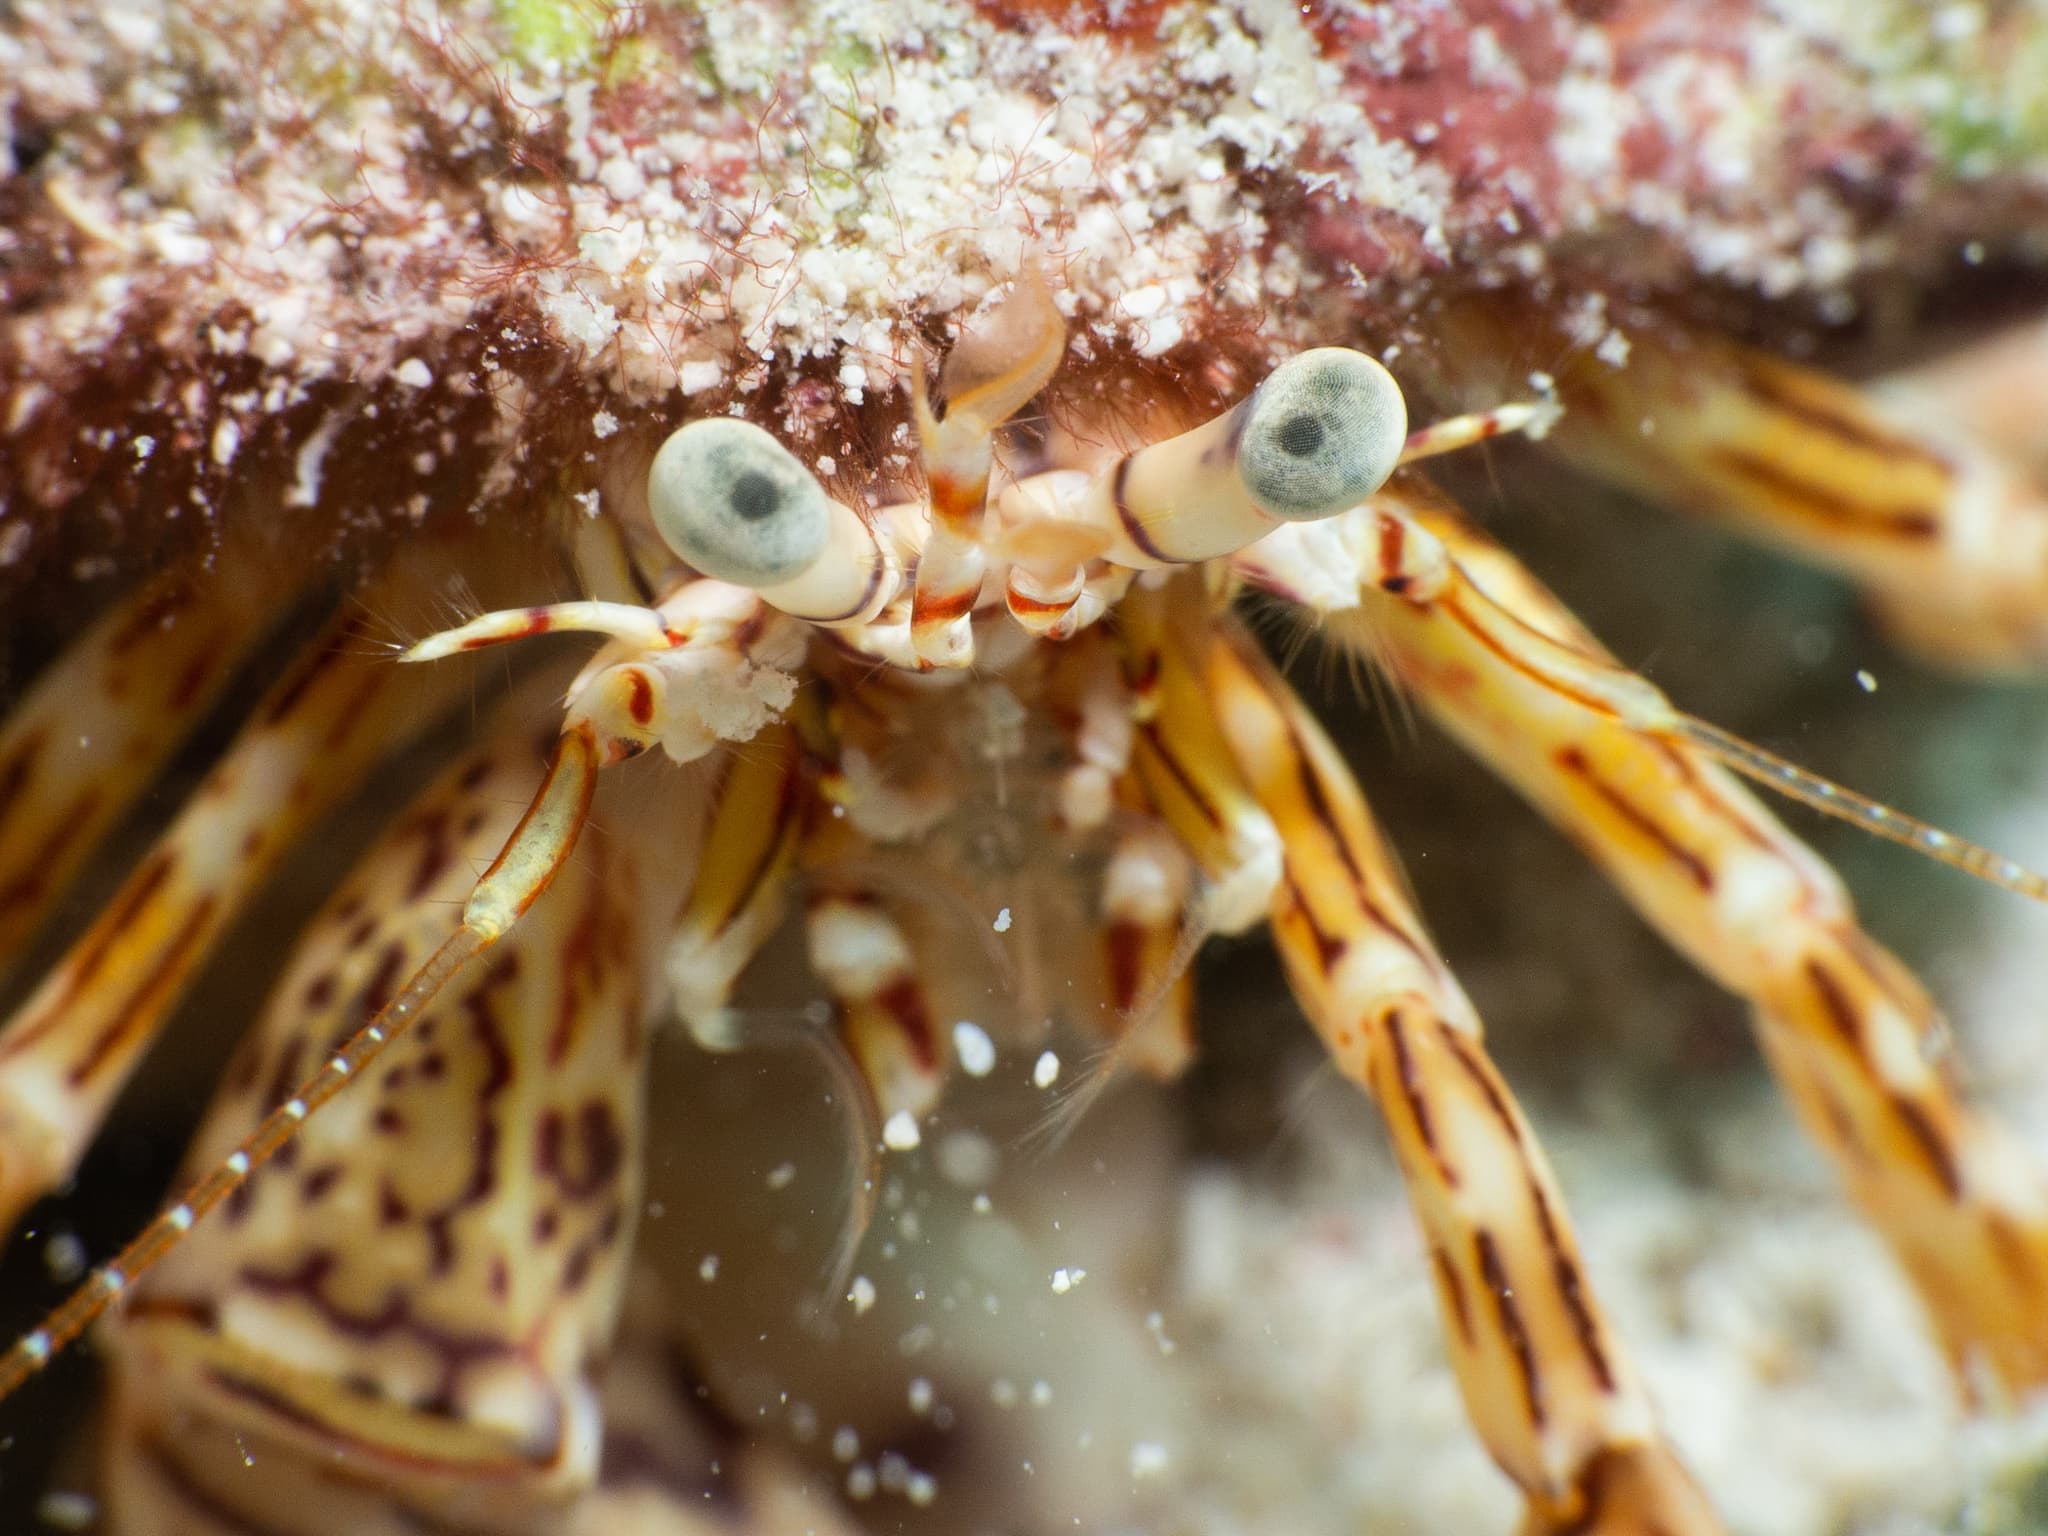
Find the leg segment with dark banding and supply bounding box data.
[0,585,474,1242]
[101,725,676,1531]
[1116,578,1282,936]
[1268,482,2048,1395]
[0,541,290,975]
[1205,620,1720,1535]
[1436,295,2048,671]
[665,722,807,1044]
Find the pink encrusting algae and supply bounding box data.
[2,0,2044,607]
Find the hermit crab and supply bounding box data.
[3,1,2048,1533]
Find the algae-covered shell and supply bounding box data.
[3,4,2048,1534]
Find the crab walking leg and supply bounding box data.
[0,720,599,1405]
[801,816,949,1130]
[103,728,672,1532]
[1282,486,2048,1393]
[1096,814,1198,1080]
[908,271,1066,668]
[0,543,290,971]
[1117,579,1283,935]
[1205,627,1722,1535]
[665,723,807,1043]
[1444,297,2048,670]
[0,599,475,1239]
[1206,626,1714,1527]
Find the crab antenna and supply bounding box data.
[0,725,600,1402]
[1679,715,2048,903]
[1398,398,1563,462]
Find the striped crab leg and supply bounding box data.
[1115,578,1284,937]
[1436,295,2048,670]
[101,723,676,1530]
[0,580,803,1398]
[1205,618,1720,1535]
[0,583,475,1240]
[1245,482,2048,1393]
[664,722,807,1046]
[663,680,949,1126]
[803,878,948,1137]
[0,538,290,973]
[1095,809,1199,1081]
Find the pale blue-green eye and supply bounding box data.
[1237,349,1408,522]
[648,419,830,587]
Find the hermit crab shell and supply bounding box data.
[3,2,2048,1534]
[3,0,2044,620]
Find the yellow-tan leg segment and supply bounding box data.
[1096,813,1198,1080]
[0,542,290,971]
[103,725,668,1534]
[0,594,472,1238]
[1205,624,1720,1535]
[801,808,949,1132]
[1301,483,2048,1395]
[1117,578,1283,935]
[0,718,601,1405]
[1438,295,2048,670]
[663,724,807,1042]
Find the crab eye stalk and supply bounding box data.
[1090,346,1413,567]
[648,419,896,625]
[1237,349,1407,522]
[649,418,833,587]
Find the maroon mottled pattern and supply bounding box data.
[1296,0,1934,282]
[0,0,2036,625]
[1309,0,1577,252]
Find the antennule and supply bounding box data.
[0,726,602,1402]
[0,924,484,1401]
[1679,715,2048,902]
